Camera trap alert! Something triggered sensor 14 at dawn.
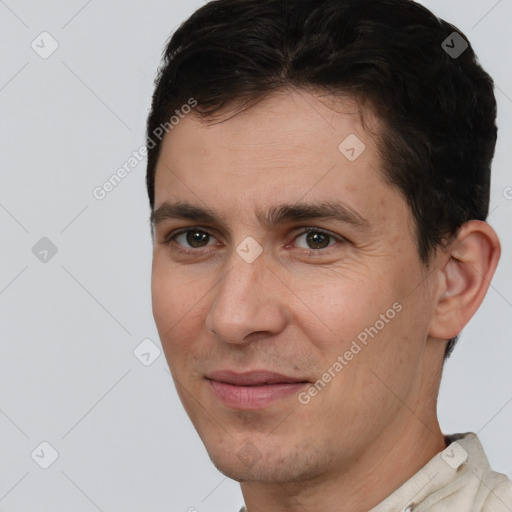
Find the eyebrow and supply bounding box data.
[150,200,370,232]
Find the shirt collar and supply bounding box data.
[369,432,486,512]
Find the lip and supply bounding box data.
[206,370,310,410]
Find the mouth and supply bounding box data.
[206,370,310,410]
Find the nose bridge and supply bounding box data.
[206,244,284,343]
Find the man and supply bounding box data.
[145,0,512,510]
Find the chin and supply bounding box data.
[206,444,325,484]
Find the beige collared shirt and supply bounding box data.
[238,433,512,511]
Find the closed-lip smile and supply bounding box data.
[206,370,310,409]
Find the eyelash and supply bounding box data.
[163,227,346,256]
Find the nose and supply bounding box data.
[205,247,288,345]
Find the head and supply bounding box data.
[147,0,500,486]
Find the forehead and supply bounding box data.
[152,88,407,232]
[159,89,374,163]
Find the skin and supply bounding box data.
[150,88,500,512]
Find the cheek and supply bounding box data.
[293,264,424,386]
[151,261,203,359]
[151,263,174,332]
[289,269,392,349]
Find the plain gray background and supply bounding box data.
[1,0,511,510]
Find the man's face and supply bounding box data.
[151,89,440,483]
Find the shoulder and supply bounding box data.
[454,433,512,511]
[481,471,512,512]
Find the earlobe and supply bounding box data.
[428,220,501,340]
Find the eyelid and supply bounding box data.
[291,226,345,242]
[163,226,216,244]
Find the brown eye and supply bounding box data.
[294,229,340,251]
[305,231,331,249]
[169,229,217,250]
[185,230,210,248]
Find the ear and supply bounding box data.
[429,220,501,340]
